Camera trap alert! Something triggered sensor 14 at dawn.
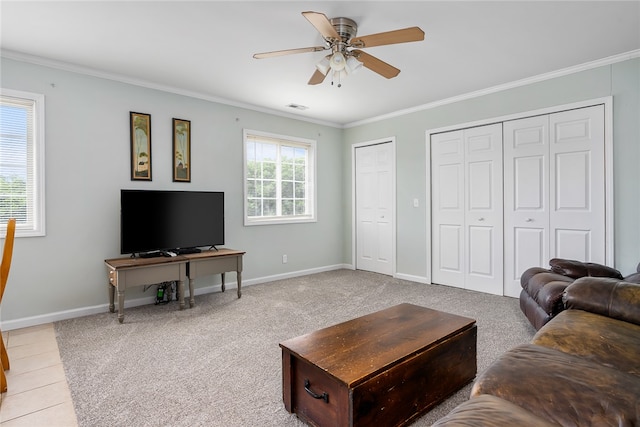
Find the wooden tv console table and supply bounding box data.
[105,248,245,323]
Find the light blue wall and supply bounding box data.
[611,59,640,270]
[343,58,640,279]
[0,58,345,325]
[1,56,638,327]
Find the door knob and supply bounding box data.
[525,218,533,222]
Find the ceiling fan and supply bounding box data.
[253,11,425,87]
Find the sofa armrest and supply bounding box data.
[562,277,640,326]
[520,267,553,289]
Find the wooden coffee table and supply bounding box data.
[280,303,477,426]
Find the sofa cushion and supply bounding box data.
[471,344,640,426]
[563,278,640,326]
[520,267,552,288]
[532,310,640,377]
[431,395,558,427]
[521,271,573,301]
[549,258,623,279]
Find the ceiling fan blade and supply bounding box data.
[350,27,424,48]
[308,69,328,85]
[302,11,340,40]
[253,46,327,59]
[352,50,400,79]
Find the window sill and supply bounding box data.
[244,216,316,226]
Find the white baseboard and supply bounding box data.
[0,264,352,331]
[394,272,430,284]
[242,263,351,286]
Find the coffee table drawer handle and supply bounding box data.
[304,379,329,403]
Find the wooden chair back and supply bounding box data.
[1,218,16,392]
[1,218,16,302]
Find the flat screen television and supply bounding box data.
[120,189,224,256]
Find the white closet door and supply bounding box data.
[464,124,503,295]
[431,130,465,288]
[431,124,502,294]
[503,116,550,297]
[550,105,605,263]
[355,143,394,275]
[503,105,605,297]
[432,103,606,298]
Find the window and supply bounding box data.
[0,89,45,237]
[243,130,316,225]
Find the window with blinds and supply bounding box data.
[243,129,316,225]
[0,90,45,236]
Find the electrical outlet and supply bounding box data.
[282,254,288,264]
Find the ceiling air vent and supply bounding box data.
[286,103,309,111]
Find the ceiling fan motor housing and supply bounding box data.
[330,17,358,42]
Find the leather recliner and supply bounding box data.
[519,258,640,330]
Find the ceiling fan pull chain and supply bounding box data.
[331,70,342,88]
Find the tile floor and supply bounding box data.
[0,323,78,426]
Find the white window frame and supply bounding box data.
[243,129,317,226]
[0,89,46,237]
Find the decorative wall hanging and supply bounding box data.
[130,112,152,180]
[173,118,191,182]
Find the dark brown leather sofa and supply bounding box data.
[519,258,640,330]
[433,277,640,426]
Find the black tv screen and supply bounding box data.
[120,190,224,255]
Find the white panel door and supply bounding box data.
[356,143,394,275]
[503,105,605,296]
[464,124,503,295]
[431,130,465,288]
[550,105,605,263]
[430,102,607,298]
[431,124,502,294]
[503,115,550,297]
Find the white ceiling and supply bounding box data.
[1,1,639,127]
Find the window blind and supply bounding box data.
[0,94,37,231]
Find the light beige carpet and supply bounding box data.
[55,269,535,426]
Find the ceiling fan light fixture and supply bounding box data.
[315,56,331,75]
[345,55,363,74]
[329,51,346,71]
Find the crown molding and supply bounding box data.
[0,49,342,129]
[344,49,640,128]
[3,48,638,130]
